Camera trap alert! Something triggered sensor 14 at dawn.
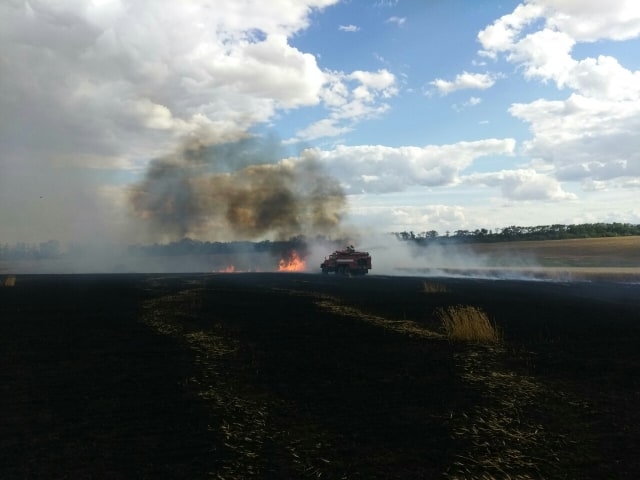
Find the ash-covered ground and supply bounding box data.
[2,273,639,479]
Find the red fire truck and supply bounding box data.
[320,245,372,275]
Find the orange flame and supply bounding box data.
[218,265,236,273]
[278,250,306,272]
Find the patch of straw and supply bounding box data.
[436,305,501,343]
[422,281,448,293]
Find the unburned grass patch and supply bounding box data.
[436,305,501,344]
[470,235,640,269]
[422,281,448,293]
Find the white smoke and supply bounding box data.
[353,233,545,280]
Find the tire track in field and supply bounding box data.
[275,288,443,340]
[445,344,549,479]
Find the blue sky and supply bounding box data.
[284,1,547,144]
[1,0,639,245]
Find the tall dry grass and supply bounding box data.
[436,305,501,343]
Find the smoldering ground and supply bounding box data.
[129,137,347,243]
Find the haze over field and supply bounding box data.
[1,0,639,247]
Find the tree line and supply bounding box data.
[2,223,639,260]
[393,222,640,244]
[0,237,311,261]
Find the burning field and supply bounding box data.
[217,249,307,273]
[1,273,639,479]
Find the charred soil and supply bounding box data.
[1,273,639,479]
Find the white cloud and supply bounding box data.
[566,56,640,101]
[476,0,640,190]
[293,119,353,142]
[510,93,640,182]
[349,69,396,92]
[430,72,498,95]
[346,200,468,234]
[0,0,339,168]
[478,0,640,97]
[0,0,398,154]
[306,138,516,193]
[339,24,360,32]
[386,16,406,26]
[478,0,640,56]
[477,2,546,57]
[348,188,640,234]
[508,29,576,83]
[292,69,398,141]
[374,0,399,7]
[453,96,483,112]
[538,0,640,42]
[465,169,577,201]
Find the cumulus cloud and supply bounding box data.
[346,201,468,234]
[0,0,340,171]
[475,0,640,189]
[465,169,577,201]
[539,0,640,42]
[386,16,406,26]
[348,187,640,236]
[290,119,353,143]
[478,1,640,95]
[430,72,498,95]
[478,1,640,96]
[477,2,546,58]
[308,138,516,193]
[292,69,398,141]
[510,94,640,180]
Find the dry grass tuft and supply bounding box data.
[422,281,448,293]
[3,275,16,287]
[436,305,501,343]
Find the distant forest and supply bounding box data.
[0,237,310,261]
[393,222,640,244]
[1,223,639,261]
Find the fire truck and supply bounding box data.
[320,245,372,275]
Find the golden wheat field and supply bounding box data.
[465,236,640,281]
[471,236,640,265]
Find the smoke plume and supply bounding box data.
[129,137,346,241]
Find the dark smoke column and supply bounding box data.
[129,138,346,242]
